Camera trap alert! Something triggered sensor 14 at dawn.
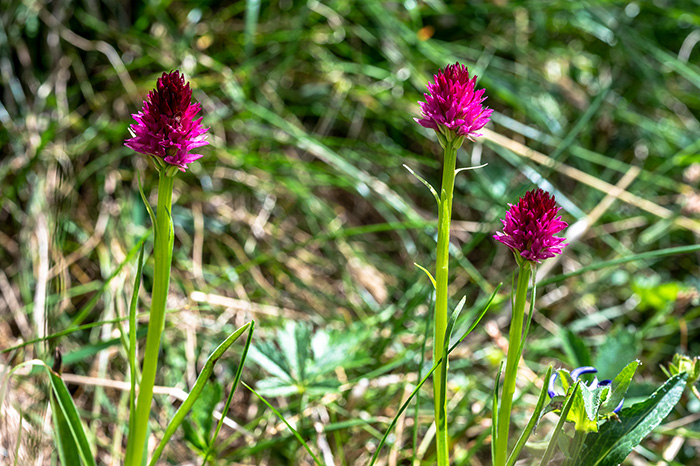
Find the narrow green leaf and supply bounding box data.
[187,381,222,449]
[51,392,81,466]
[438,295,468,434]
[491,361,504,463]
[148,322,251,466]
[403,164,440,206]
[203,321,255,463]
[137,171,157,235]
[242,381,323,466]
[454,163,487,174]
[369,285,501,466]
[128,244,145,443]
[540,381,580,466]
[414,262,436,289]
[601,360,639,415]
[506,365,553,466]
[539,244,700,287]
[448,282,502,353]
[244,0,261,56]
[2,309,152,355]
[578,373,688,466]
[46,368,97,466]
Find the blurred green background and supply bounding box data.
[2,0,700,464]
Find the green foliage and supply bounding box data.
[47,367,98,466]
[666,353,700,385]
[505,365,553,466]
[594,328,639,380]
[632,276,680,312]
[601,360,639,414]
[578,373,688,466]
[2,0,700,464]
[548,361,639,434]
[248,321,371,398]
[149,321,253,466]
[182,381,222,451]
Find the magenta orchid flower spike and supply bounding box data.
[125,70,208,172]
[494,188,568,263]
[415,62,493,142]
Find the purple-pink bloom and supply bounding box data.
[494,188,568,263]
[415,62,493,141]
[125,70,208,172]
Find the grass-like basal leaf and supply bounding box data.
[505,365,553,466]
[127,244,145,444]
[539,380,580,466]
[414,262,437,289]
[369,284,501,466]
[51,389,81,466]
[491,361,504,463]
[10,360,97,466]
[203,320,255,463]
[148,321,252,466]
[242,381,324,466]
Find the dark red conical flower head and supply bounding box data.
[415,62,493,141]
[125,71,208,172]
[494,188,568,263]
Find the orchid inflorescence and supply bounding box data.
[494,188,569,264]
[125,70,209,173]
[415,62,493,144]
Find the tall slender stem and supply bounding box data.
[433,138,458,466]
[494,261,532,466]
[125,172,175,466]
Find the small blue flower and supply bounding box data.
[548,366,624,413]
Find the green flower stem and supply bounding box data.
[433,137,459,466]
[125,172,175,466]
[494,261,532,466]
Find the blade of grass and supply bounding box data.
[51,387,81,466]
[148,321,252,466]
[491,361,504,463]
[539,244,700,286]
[539,381,580,466]
[48,368,97,466]
[67,231,150,330]
[244,0,261,56]
[369,284,501,466]
[203,321,255,463]
[9,360,98,466]
[127,244,145,448]
[403,164,440,207]
[505,365,553,466]
[242,381,324,466]
[2,310,161,355]
[412,291,434,465]
[414,263,437,289]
